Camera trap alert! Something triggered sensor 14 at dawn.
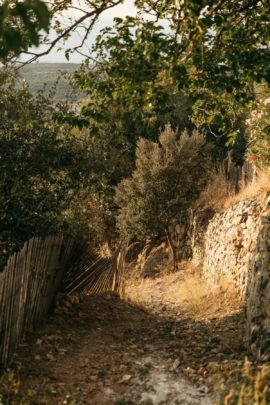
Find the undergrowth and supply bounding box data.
[210,357,270,404]
[0,369,75,405]
[197,166,270,213]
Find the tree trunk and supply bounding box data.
[166,229,178,272]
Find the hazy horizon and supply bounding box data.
[20,0,137,64]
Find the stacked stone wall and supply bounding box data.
[170,195,270,359]
[194,199,267,298]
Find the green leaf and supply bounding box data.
[32,0,50,30]
[2,28,22,52]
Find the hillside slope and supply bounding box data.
[18,63,84,102]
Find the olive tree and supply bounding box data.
[115,125,212,270]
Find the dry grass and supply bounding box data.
[223,167,270,209]
[97,242,112,258]
[197,166,270,213]
[196,165,236,212]
[125,261,243,321]
[177,275,208,313]
[168,273,242,320]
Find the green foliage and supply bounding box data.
[72,11,249,162]
[0,369,75,404]
[172,0,270,138]
[75,17,178,123]
[71,0,270,143]
[5,0,268,145]
[74,17,192,144]
[0,0,50,60]
[245,97,270,167]
[136,0,270,91]
[115,125,212,242]
[0,69,92,269]
[84,122,135,246]
[73,28,195,245]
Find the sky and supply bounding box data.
[23,0,138,64]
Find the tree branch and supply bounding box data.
[15,0,122,68]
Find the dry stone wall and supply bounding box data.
[170,195,270,359]
[192,198,269,299]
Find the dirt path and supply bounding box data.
[11,270,246,405]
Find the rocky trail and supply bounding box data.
[10,266,246,405]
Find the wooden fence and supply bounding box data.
[0,237,126,367]
[223,150,255,193]
[61,242,126,297]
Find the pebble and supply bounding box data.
[120,374,132,383]
[186,367,196,374]
[46,353,55,361]
[171,358,180,371]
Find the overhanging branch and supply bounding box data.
[15,0,123,68]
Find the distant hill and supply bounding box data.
[18,63,85,102]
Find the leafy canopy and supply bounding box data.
[74,17,180,132]
[0,0,50,60]
[72,0,270,143]
[135,0,270,140]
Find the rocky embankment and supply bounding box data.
[168,195,270,360]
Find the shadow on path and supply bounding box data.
[10,292,246,404]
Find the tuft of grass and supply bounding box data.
[177,274,208,313]
[171,269,242,319]
[137,362,152,380]
[196,164,236,212]
[210,357,270,404]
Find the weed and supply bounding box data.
[196,164,236,212]
[209,357,270,404]
[138,362,152,380]
[0,369,75,405]
[231,310,244,324]
[97,370,106,377]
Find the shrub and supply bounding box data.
[245,98,270,167]
[0,70,92,269]
[115,125,212,269]
[0,369,75,404]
